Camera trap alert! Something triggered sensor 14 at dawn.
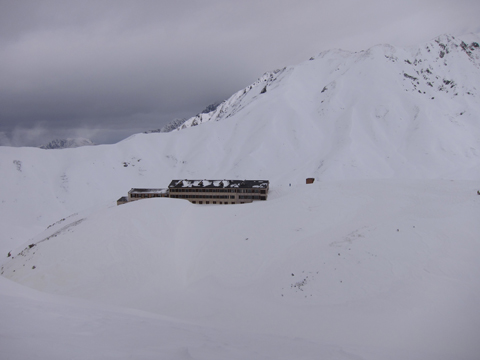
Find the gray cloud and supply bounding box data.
[1,0,479,146]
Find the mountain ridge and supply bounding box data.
[174,34,479,131]
[39,137,94,150]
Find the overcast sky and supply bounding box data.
[1,0,479,146]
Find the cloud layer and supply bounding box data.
[1,0,479,146]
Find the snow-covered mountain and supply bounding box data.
[39,137,94,149]
[179,35,479,131]
[170,34,480,179]
[1,34,480,359]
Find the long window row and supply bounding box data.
[192,201,235,204]
[237,189,266,194]
[170,188,266,194]
[130,193,165,198]
[170,195,235,199]
[170,188,236,193]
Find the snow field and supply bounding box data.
[2,180,479,359]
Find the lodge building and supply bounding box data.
[168,179,269,204]
[117,179,269,205]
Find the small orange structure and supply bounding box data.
[306,178,315,184]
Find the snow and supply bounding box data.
[129,188,168,194]
[1,276,361,360]
[200,180,211,187]
[1,34,480,359]
[2,181,479,359]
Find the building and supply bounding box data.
[117,196,128,206]
[117,180,269,205]
[168,179,269,204]
[127,188,169,202]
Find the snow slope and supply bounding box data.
[3,275,372,360]
[2,180,480,359]
[1,34,480,359]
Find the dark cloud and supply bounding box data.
[1,0,479,146]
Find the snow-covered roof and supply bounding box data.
[168,180,269,189]
[129,188,169,194]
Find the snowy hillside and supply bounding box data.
[2,180,480,359]
[1,34,480,359]
[1,275,365,360]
